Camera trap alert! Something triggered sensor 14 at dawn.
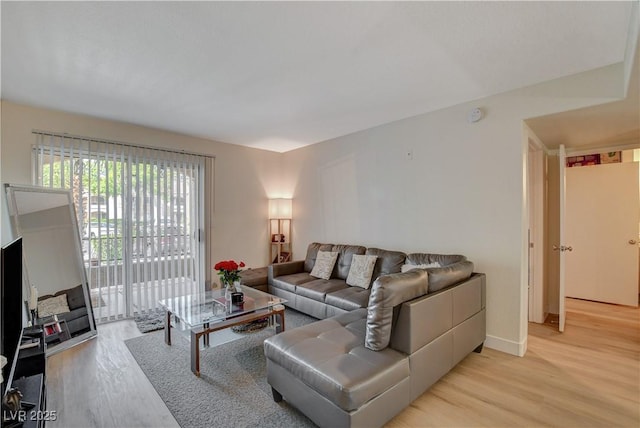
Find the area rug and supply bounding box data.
[125,309,317,428]
[134,309,165,333]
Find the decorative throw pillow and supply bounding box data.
[400,261,441,272]
[310,251,339,280]
[37,294,70,317]
[63,284,86,310]
[346,254,378,289]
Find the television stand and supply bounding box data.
[14,328,45,380]
[2,328,47,428]
[5,373,45,428]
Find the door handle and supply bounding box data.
[629,240,637,245]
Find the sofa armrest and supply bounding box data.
[268,260,305,282]
[390,273,485,354]
[365,269,429,351]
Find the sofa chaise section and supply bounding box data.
[264,271,486,428]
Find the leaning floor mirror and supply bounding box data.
[5,184,97,355]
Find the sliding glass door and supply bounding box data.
[34,133,206,322]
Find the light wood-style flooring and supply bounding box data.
[46,298,639,428]
[46,319,179,428]
[388,298,639,427]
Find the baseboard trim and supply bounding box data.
[485,335,527,357]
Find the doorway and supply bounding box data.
[526,144,640,337]
[551,147,640,333]
[527,139,545,323]
[565,160,639,307]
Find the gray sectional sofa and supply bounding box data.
[264,242,486,428]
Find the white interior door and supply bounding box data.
[558,145,567,332]
[565,161,639,306]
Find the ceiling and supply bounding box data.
[526,43,640,152]
[1,1,637,153]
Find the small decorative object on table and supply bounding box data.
[214,259,245,293]
[231,292,244,305]
[2,388,23,413]
[29,285,39,323]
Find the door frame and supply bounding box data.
[528,139,546,323]
[523,123,547,327]
[559,145,567,332]
[520,123,548,357]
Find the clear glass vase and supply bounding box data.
[224,285,232,306]
[223,280,237,293]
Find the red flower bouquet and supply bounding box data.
[214,259,246,288]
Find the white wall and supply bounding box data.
[0,101,284,286]
[282,64,627,355]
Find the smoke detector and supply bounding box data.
[467,108,483,123]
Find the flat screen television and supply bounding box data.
[1,237,23,395]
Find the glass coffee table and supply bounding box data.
[159,286,287,376]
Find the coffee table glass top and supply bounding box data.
[159,286,286,329]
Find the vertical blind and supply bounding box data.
[33,132,207,322]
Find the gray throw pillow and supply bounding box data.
[346,254,378,289]
[37,294,71,317]
[64,284,86,310]
[365,269,429,351]
[310,251,339,280]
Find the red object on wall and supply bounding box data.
[566,154,600,167]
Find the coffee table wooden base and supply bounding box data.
[164,307,285,376]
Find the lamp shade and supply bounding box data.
[269,198,292,219]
